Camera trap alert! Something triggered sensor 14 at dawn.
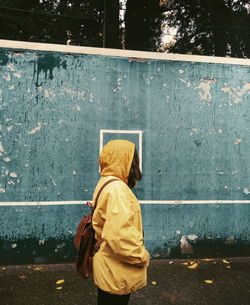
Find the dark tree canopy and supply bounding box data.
[0,0,104,47]
[163,0,250,58]
[0,0,249,57]
[124,0,164,51]
[0,0,163,51]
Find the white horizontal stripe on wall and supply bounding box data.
[1,200,250,206]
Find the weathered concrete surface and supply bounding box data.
[1,43,250,262]
[0,258,250,305]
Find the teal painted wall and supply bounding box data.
[0,46,250,264]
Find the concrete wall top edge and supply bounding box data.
[1,39,250,67]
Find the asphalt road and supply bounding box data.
[0,257,250,305]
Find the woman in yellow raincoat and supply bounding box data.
[92,139,150,305]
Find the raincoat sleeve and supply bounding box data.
[101,184,149,267]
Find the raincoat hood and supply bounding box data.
[99,140,135,183]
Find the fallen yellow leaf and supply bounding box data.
[202,258,214,262]
[33,267,42,271]
[187,262,198,269]
[56,279,65,285]
[204,280,213,284]
[182,262,189,265]
[223,259,230,264]
[56,286,63,290]
[152,281,157,285]
[226,266,231,269]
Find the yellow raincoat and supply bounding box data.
[92,140,149,295]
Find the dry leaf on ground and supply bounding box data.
[204,280,213,284]
[33,267,42,271]
[223,259,230,264]
[187,262,199,269]
[56,279,65,285]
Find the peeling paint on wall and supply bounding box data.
[3,157,11,162]
[9,172,17,178]
[27,123,42,135]
[7,63,16,71]
[73,105,81,111]
[197,79,216,101]
[180,236,194,254]
[221,82,250,106]
[14,72,21,79]
[234,139,241,145]
[5,74,11,81]
[0,141,4,152]
[243,188,250,195]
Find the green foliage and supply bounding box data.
[0,0,104,46]
[1,0,248,57]
[0,0,164,51]
[125,0,164,51]
[163,0,250,58]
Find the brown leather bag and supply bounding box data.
[74,178,119,279]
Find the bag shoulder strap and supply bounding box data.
[92,178,120,212]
